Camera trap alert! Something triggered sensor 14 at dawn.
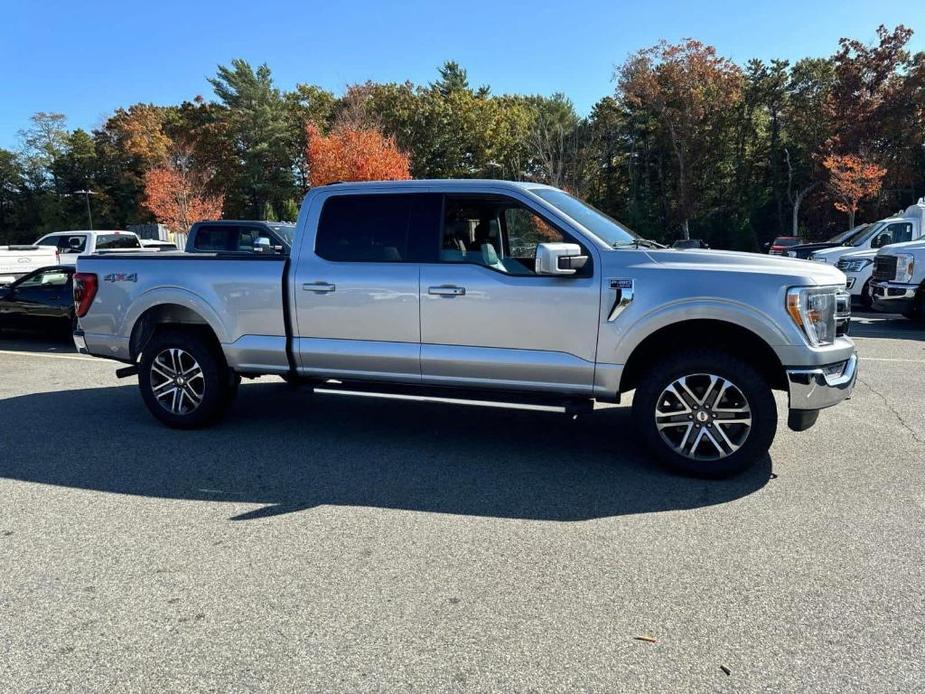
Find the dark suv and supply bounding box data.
[185,221,296,255]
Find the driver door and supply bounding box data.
[419,194,601,394]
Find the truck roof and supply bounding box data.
[40,229,137,236]
[311,179,557,193]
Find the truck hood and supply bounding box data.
[876,238,925,254]
[636,248,846,285]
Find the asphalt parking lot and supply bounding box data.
[1,313,924,693]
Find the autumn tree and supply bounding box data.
[822,153,887,228]
[305,123,410,187]
[618,40,744,239]
[143,144,223,233]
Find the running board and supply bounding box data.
[311,378,596,414]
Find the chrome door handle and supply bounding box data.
[302,281,336,294]
[428,285,466,297]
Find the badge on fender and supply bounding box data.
[608,278,635,322]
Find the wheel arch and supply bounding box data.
[619,318,787,394]
[129,303,224,363]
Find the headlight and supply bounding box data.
[810,254,827,263]
[786,251,797,257]
[786,287,839,346]
[895,254,915,283]
[836,257,872,273]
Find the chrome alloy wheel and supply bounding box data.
[150,348,205,415]
[654,373,752,461]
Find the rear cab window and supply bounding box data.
[192,225,286,254]
[95,233,141,250]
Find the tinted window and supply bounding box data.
[96,234,140,249]
[192,225,279,253]
[192,225,233,251]
[316,195,416,263]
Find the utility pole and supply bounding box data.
[72,189,97,229]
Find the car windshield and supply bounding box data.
[849,223,882,247]
[269,224,295,246]
[530,188,639,246]
[826,228,859,243]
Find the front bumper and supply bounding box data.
[871,281,917,314]
[786,353,857,413]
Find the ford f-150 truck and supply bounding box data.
[73,180,857,477]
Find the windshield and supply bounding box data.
[269,224,295,246]
[849,223,882,247]
[531,188,638,246]
[826,228,858,243]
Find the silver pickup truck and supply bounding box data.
[73,180,857,477]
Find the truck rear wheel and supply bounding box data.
[138,328,233,429]
[632,349,777,478]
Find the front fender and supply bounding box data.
[607,297,792,367]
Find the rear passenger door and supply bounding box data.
[292,192,440,383]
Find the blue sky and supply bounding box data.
[2,0,924,149]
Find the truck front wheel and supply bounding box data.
[138,329,233,428]
[632,349,777,478]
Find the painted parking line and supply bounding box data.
[861,357,925,364]
[0,349,99,362]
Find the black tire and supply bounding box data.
[138,328,232,429]
[860,280,872,309]
[632,349,777,478]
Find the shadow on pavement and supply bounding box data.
[850,311,925,340]
[0,328,76,354]
[0,381,771,522]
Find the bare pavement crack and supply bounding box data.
[857,375,925,446]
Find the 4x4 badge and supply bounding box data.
[103,272,137,283]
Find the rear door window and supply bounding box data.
[316,194,440,263]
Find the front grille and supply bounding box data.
[835,291,851,337]
[873,256,898,282]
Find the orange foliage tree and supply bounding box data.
[305,123,411,187]
[822,153,887,229]
[143,145,224,233]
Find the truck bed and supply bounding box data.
[76,253,290,373]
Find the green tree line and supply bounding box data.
[1,25,923,249]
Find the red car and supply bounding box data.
[767,236,802,255]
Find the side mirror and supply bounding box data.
[68,238,83,251]
[535,242,588,276]
[873,233,891,248]
[253,237,272,253]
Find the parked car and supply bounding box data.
[810,199,925,265]
[785,224,870,259]
[672,238,710,249]
[0,245,59,285]
[0,265,75,334]
[140,239,179,251]
[185,221,295,255]
[766,236,802,255]
[836,250,878,308]
[870,236,925,320]
[34,230,142,266]
[73,180,856,478]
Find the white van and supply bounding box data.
[34,230,142,266]
[810,200,925,265]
